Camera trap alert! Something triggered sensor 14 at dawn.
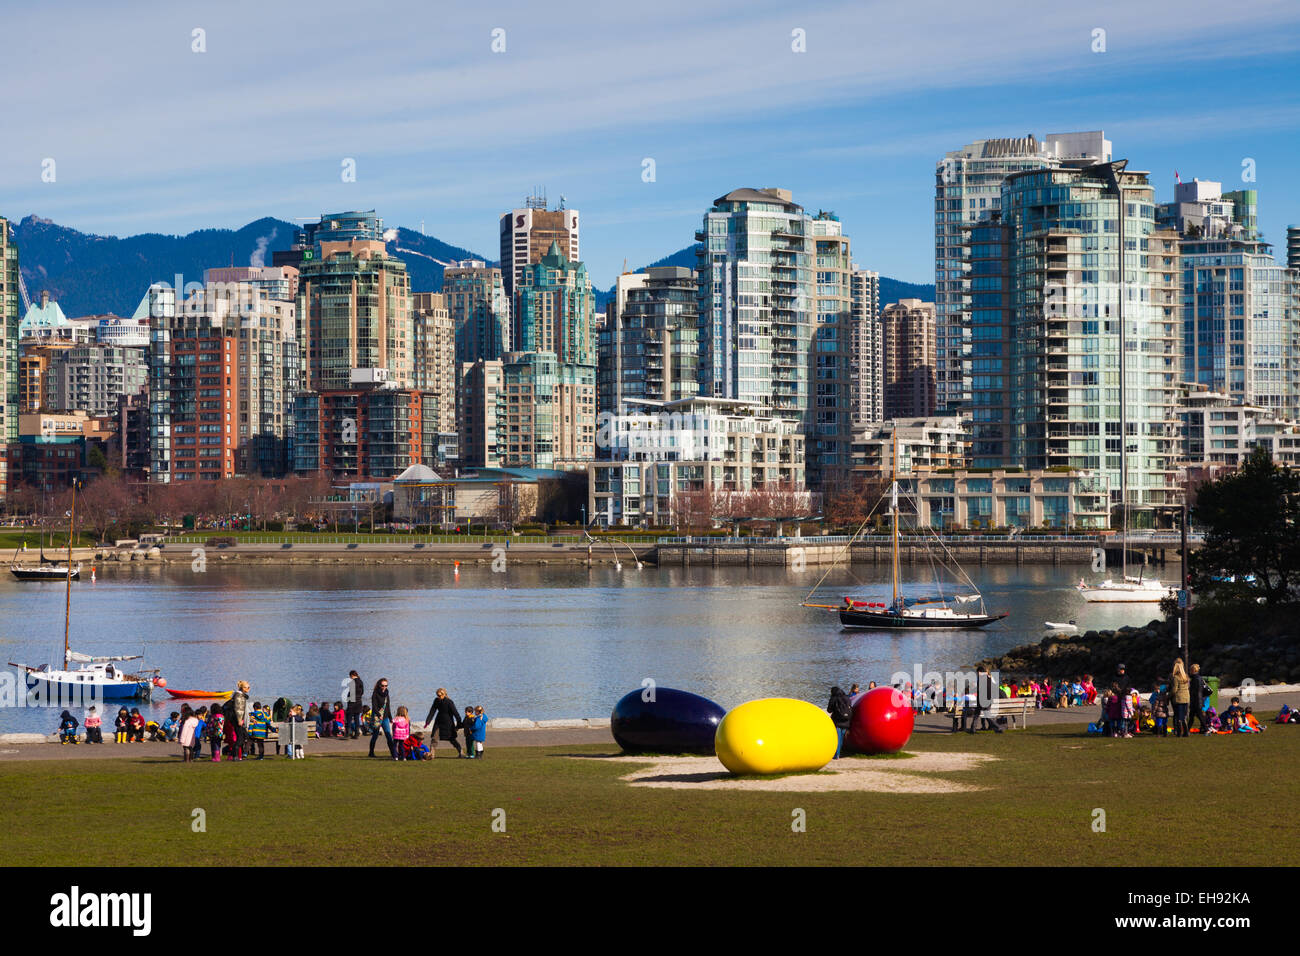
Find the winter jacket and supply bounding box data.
[231,690,249,726]
[472,714,488,743]
[1171,672,1191,705]
[425,696,462,741]
[371,687,392,722]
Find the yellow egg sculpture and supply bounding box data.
[714,697,839,775]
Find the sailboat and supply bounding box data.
[802,430,1008,629]
[9,531,81,581]
[7,480,157,703]
[1077,168,1174,605]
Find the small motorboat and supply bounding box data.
[165,688,233,700]
[1045,620,1078,632]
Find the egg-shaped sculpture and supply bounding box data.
[848,686,914,754]
[714,697,838,775]
[610,686,726,755]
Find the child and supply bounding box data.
[161,712,180,742]
[473,705,487,758]
[114,707,130,743]
[129,708,145,743]
[463,706,477,759]
[84,706,103,744]
[406,731,431,761]
[392,706,411,761]
[179,709,201,762]
[206,704,226,761]
[58,709,80,744]
[286,704,306,758]
[1152,688,1169,737]
[146,720,164,741]
[333,701,346,737]
[248,701,271,760]
[192,707,208,757]
[1222,697,1244,733]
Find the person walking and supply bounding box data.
[1170,658,1191,737]
[346,670,365,739]
[230,680,250,761]
[424,687,463,757]
[368,677,395,758]
[827,686,852,759]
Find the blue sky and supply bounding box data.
[4,0,1299,286]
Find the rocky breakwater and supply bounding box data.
[974,613,1300,687]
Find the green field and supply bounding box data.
[3,721,1294,866]
[0,530,95,551]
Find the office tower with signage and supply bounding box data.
[499,195,579,301]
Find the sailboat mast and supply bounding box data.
[1116,170,1128,580]
[63,480,77,667]
[891,428,899,607]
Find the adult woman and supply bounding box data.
[424,687,463,757]
[368,677,395,758]
[1170,658,1191,737]
[230,680,250,760]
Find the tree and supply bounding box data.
[1189,446,1300,606]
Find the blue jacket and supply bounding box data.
[472,713,487,742]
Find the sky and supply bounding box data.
[4,0,1300,287]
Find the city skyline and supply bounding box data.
[3,0,1299,289]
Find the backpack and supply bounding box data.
[829,695,852,723]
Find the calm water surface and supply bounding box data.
[0,561,1178,735]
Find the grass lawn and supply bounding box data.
[0,530,96,551]
[2,723,1295,866]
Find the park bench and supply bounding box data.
[950,695,1033,730]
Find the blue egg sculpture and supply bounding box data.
[611,687,726,755]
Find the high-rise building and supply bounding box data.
[0,216,19,496]
[150,281,297,480]
[457,359,505,469]
[882,299,937,420]
[850,268,883,425]
[1158,179,1300,420]
[411,292,456,436]
[807,214,855,490]
[499,351,595,469]
[293,380,439,479]
[935,132,1112,413]
[296,213,413,391]
[597,266,699,423]
[965,159,1182,521]
[43,343,148,417]
[499,195,579,302]
[442,260,510,364]
[512,241,596,366]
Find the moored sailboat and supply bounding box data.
[7,480,157,704]
[803,430,1008,630]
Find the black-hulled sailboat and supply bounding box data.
[803,429,1008,630]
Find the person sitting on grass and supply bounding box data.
[1202,705,1222,733]
[58,709,80,744]
[1239,708,1265,733]
[1276,705,1300,724]
[405,732,430,761]
[84,706,103,744]
[1222,697,1244,733]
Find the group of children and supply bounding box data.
[389,704,488,761]
[57,706,176,744]
[1091,686,1267,737]
[177,700,284,762]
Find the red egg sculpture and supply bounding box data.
[848,686,914,754]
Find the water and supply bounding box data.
[0,561,1178,735]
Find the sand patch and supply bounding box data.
[577,752,998,793]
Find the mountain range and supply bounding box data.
[7,215,933,318]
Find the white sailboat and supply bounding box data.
[7,480,158,704]
[1077,167,1173,605]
